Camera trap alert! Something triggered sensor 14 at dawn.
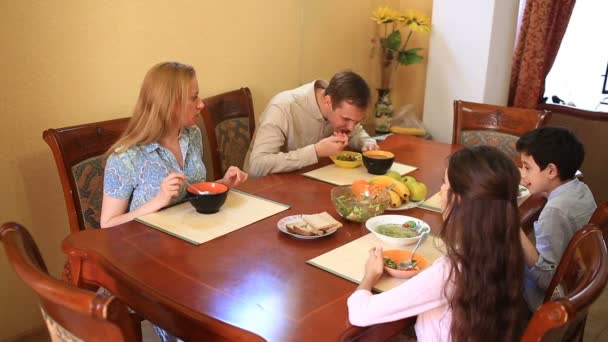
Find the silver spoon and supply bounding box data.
[172,169,212,195]
[183,179,211,195]
[398,231,429,270]
[372,182,396,201]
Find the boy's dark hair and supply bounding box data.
[324,71,370,110]
[516,127,584,180]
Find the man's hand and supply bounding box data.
[361,143,380,152]
[314,133,348,158]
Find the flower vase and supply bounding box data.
[374,88,393,134]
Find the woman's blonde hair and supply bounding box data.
[108,62,196,154]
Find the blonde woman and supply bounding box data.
[100,62,247,228]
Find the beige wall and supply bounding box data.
[0,1,432,340]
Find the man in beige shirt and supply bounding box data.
[244,71,379,178]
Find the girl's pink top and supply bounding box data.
[347,256,452,342]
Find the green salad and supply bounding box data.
[383,257,419,271]
[333,193,385,222]
[337,153,359,161]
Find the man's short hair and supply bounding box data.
[324,71,371,110]
[516,127,584,180]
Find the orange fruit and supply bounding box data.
[352,179,370,200]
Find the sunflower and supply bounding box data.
[371,6,400,24]
[402,10,432,33]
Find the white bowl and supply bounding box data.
[366,215,431,246]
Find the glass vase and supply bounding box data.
[374,88,393,134]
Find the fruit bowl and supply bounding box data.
[330,185,389,223]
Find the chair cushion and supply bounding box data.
[41,307,84,342]
[460,130,519,160]
[71,156,106,229]
[215,117,251,175]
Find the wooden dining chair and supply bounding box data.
[0,222,141,342]
[452,100,552,161]
[202,87,255,180]
[43,118,130,232]
[590,201,608,242]
[523,225,608,341]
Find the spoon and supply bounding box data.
[398,231,429,270]
[373,182,396,201]
[183,179,211,195]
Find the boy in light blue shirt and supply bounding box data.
[516,127,596,311]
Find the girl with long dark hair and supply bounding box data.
[348,145,526,341]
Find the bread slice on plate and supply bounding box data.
[302,211,343,231]
[286,221,324,236]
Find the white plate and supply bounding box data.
[518,185,530,198]
[385,199,424,211]
[277,215,339,240]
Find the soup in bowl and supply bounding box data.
[187,182,229,214]
[362,150,395,175]
[366,214,430,246]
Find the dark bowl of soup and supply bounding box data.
[186,182,229,214]
[362,150,395,175]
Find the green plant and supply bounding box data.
[371,6,432,88]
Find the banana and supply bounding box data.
[369,175,410,201]
[388,190,402,207]
[389,126,426,136]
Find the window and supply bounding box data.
[543,0,608,112]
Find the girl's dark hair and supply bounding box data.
[440,145,526,342]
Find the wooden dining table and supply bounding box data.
[62,134,542,341]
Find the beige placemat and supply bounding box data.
[302,162,417,186]
[307,233,446,292]
[419,190,530,213]
[136,190,290,245]
[419,191,442,212]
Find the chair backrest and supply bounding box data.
[202,87,255,179]
[43,118,129,232]
[523,225,608,341]
[0,222,141,342]
[452,100,552,161]
[590,201,608,242]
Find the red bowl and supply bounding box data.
[383,249,429,279]
[187,182,228,195]
[186,182,229,214]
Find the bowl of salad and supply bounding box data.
[366,215,431,246]
[383,249,429,279]
[330,151,363,168]
[330,185,389,222]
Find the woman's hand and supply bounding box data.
[154,172,187,208]
[357,246,385,291]
[219,166,248,188]
[100,172,187,228]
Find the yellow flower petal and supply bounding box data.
[371,6,400,24]
[402,10,432,33]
